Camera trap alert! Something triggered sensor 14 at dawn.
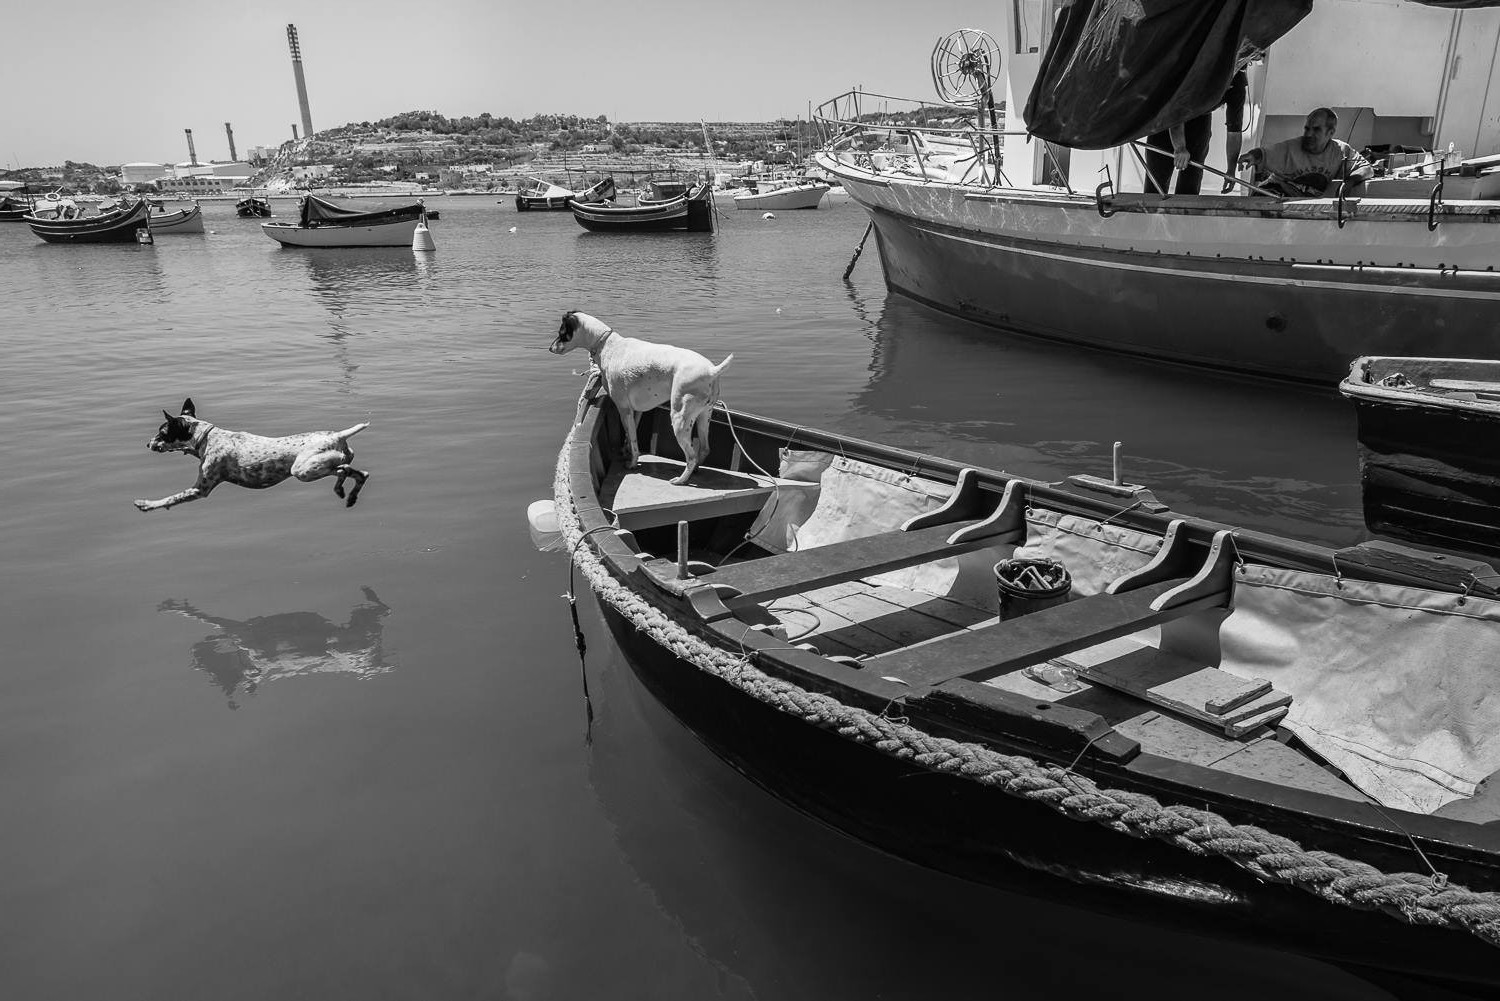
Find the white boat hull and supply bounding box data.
[818,150,1500,383]
[150,205,204,234]
[732,183,830,211]
[260,218,419,247]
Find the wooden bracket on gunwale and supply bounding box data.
[901,468,986,531]
[947,479,1026,546]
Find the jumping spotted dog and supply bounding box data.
[134,398,370,511]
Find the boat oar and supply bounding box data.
[843,221,874,280]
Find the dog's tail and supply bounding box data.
[711,354,734,378]
[338,422,371,439]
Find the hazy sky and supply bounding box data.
[1,0,990,167]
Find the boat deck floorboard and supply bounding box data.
[754,576,1500,812]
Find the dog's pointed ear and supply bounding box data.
[163,409,175,424]
[181,398,195,417]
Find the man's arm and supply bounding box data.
[1169,123,1190,171]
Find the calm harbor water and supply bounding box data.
[1,196,1400,999]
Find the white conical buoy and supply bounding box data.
[509,226,517,233]
[412,214,436,252]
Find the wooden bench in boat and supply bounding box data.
[601,454,818,530]
[866,527,1237,693]
[691,473,1026,613]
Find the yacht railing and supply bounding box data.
[813,89,1052,190]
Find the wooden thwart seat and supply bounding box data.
[869,529,1238,692]
[695,474,1026,614]
[602,455,817,531]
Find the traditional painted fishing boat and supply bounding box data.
[27,198,151,243]
[1341,355,1500,560]
[816,4,1500,384]
[149,202,205,234]
[549,386,1500,993]
[261,194,425,248]
[515,175,616,211]
[571,180,714,233]
[235,196,272,218]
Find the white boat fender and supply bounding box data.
[136,228,154,245]
[412,217,436,252]
[762,212,775,220]
[509,226,518,233]
[528,499,563,552]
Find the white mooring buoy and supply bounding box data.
[412,215,436,252]
[761,212,775,220]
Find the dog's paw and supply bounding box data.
[669,474,692,486]
[345,493,359,508]
[133,499,153,512]
[334,484,346,498]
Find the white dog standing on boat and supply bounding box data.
[550,311,732,485]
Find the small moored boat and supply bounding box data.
[235,196,272,218]
[261,194,426,248]
[732,175,830,211]
[551,386,1500,993]
[571,180,714,233]
[1341,355,1500,560]
[27,198,151,243]
[0,181,34,221]
[149,202,205,234]
[515,175,616,211]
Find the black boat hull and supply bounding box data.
[27,200,151,243]
[597,593,1500,993]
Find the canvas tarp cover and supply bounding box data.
[1023,0,1314,149]
[299,194,423,227]
[1218,565,1500,814]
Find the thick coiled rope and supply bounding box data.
[553,428,1500,946]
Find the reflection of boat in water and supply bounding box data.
[27,197,151,243]
[262,194,426,247]
[160,588,393,709]
[571,180,715,233]
[515,175,616,211]
[816,6,1500,384]
[554,390,1500,995]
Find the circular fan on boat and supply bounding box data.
[931,28,1002,107]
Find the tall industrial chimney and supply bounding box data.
[225,122,237,162]
[286,24,314,139]
[292,125,300,142]
[184,129,199,167]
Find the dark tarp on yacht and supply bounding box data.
[1023,0,1314,149]
[1022,0,1500,150]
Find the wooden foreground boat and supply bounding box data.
[1341,355,1500,560]
[552,388,1500,992]
[571,180,714,233]
[0,181,33,221]
[27,198,151,243]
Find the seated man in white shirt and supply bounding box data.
[1239,107,1373,196]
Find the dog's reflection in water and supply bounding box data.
[160,587,392,709]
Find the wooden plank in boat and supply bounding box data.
[1430,378,1500,392]
[1211,737,1366,800]
[871,577,1224,688]
[861,583,992,628]
[601,455,816,530]
[706,519,991,604]
[1112,711,1257,766]
[1064,644,1288,724]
